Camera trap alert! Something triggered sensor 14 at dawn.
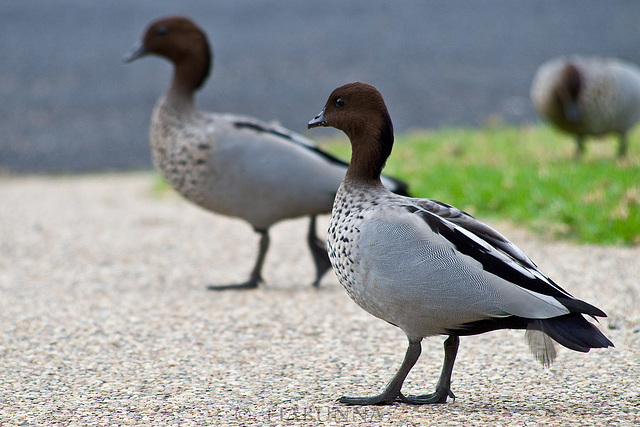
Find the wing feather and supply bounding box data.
[232,116,409,195]
[402,200,605,318]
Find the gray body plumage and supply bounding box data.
[151,95,347,231]
[531,56,640,156]
[329,183,568,343]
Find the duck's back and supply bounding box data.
[574,58,640,134]
[151,100,346,230]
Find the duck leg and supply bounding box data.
[307,215,332,287]
[207,229,269,291]
[397,335,459,405]
[617,133,628,158]
[339,338,422,405]
[574,136,586,159]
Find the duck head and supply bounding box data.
[309,82,394,182]
[124,16,212,92]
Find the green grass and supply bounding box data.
[320,125,640,246]
[150,173,172,197]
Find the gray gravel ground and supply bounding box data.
[1,173,639,426]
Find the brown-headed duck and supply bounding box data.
[308,82,612,405]
[531,56,640,158]
[124,17,409,290]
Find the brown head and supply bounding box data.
[308,82,394,182]
[124,16,212,93]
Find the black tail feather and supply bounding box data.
[532,314,614,352]
[452,312,613,354]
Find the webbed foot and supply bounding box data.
[396,387,455,405]
[206,278,261,291]
[338,391,399,406]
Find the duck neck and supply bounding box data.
[165,47,211,110]
[165,81,196,112]
[345,115,394,188]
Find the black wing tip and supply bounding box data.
[556,297,608,318]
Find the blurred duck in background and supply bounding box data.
[124,16,409,290]
[531,56,640,158]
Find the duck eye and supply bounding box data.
[157,26,169,36]
[335,98,346,108]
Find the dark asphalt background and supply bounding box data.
[1,1,639,173]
